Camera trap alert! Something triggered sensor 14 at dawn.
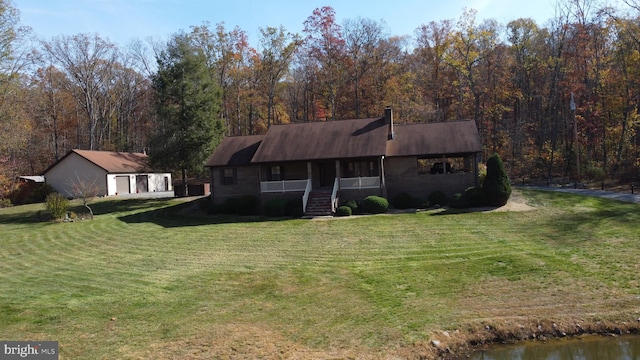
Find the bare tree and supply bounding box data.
[303,6,348,120]
[413,19,456,121]
[69,174,100,219]
[41,33,120,150]
[256,26,299,127]
[343,17,385,118]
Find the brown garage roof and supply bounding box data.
[251,117,389,163]
[205,135,265,167]
[44,149,152,174]
[386,120,482,157]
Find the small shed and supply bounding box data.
[43,149,173,198]
[173,179,211,197]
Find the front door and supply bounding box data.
[319,162,336,188]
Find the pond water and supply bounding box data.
[469,335,640,360]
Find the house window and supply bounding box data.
[418,158,451,175]
[418,157,470,175]
[269,165,282,181]
[221,168,237,185]
[342,161,378,177]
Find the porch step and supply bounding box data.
[305,191,333,216]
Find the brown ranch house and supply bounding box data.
[205,108,482,216]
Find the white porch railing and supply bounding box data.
[331,177,339,213]
[260,179,309,193]
[302,179,312,213]
[339,176,380,190]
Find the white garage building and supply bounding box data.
[43,149,172,198]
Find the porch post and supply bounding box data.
[209,167,214,203]
[474,153,479,187]
[335,160,340,181]
[307,161,313,188]
[381,156,387,198]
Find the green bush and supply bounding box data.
[586,166,606,182]
[44,192,69,220]
[428,190,447,207]
[235,195,259,215]
[213,195,260,215]
[208,201,228,214]
[10,182,54,205]
[464,186,486,207]
[392,192,417,209]
[340,199,360,214]
[483,153,512,206]
[449,193,470,209]
[335,205,352,217]
[285,198,302,217]
[263,198,288,217]
[0,198,12,208]
[208,198,231,214]
[290,206,304,218]
[198,197,212,212]
[362,195,388,214]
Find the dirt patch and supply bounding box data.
[137,318,640,360]
[486,190,536,212]
[141,323,393,360]
[421,317,640,359]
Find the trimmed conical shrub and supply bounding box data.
[482,153,511,206]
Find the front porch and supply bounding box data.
[260,176,382,216]
[258,158,384,215]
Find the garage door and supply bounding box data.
[115,176,130,194]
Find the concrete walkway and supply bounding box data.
[518,186,640,204]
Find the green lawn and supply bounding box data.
[1,189,639,359]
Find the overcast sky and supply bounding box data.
[12,0,621,48]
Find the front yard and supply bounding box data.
[0,189,638,359]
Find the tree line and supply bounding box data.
[1,0,640,200]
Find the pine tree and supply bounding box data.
[149,32,224,196]
[483,153,511,206]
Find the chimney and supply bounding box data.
[385,106,394,140]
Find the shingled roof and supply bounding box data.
[386,120,482,157]
[205,135,265,167]
[206,114,481,167]
[44,149,152,174]
[251,117,388,163]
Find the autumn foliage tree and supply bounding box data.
[303,6,347,120]
[2,1,640,200]
[256,26,299,128]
